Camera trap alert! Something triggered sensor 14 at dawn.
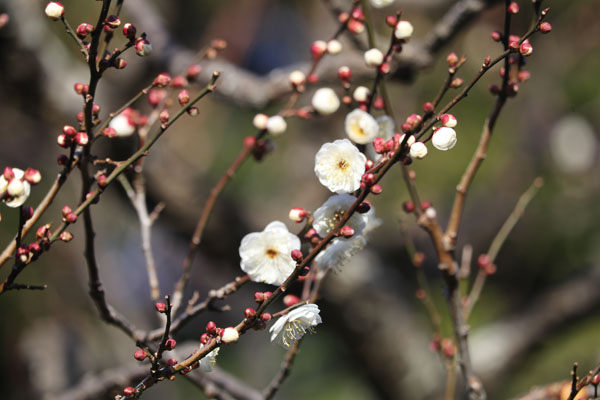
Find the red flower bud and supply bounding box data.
[134,349,147,361]
[164,338,176,351]
[206,321,217,334]
[155,302,167,313]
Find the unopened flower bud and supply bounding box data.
[507,2,519,14]
[75,132,89,146]
[347,19,365,34]
[200,333,209,344]
[291,249,303,262]
[260,313,272,321]
[155,302,167,313]
[114,58,127,69]
[356,201,371,213]
[266,115,287,135]
[364,48,384,67]
[122,22,136,40]
[206,321,217,334]
[105,15,121,29]
[423,102,434,113]
[102,127,117,138]
[244,308,256,319]
[22,206,34,220]
[337,66,352,81]
[57,133,72,147]
[73,83,87,95]
[289,70,306,87]
[97,175,107,187]
[491,31,502,42]
[283,294,300,307]
[394,20,414,40]
[134,349,147,361]
[153,72,171,88]
[339,225,355,238]
[65,212,77,223]
[519,41,533,56]
[134,38,152,57]
[24,168,41,184]
[187,107,199,116]
[353,86,370,103]
[447,52,459,67]
[312,87,340,115]
[450,78,464,88]
[477,254,490,269]
[45,2,64,20]
[164,338,176,351]
[76,23,93,39]
[410,142,428,159]
[327,39,342,55]
[36,225,50,240]
[264,291,273,300]
[539,22,552,33]
[221,327,239,344]
[440,113,457,128]
[3,167,14,181]
[58,231,73,242]
[517,70,531,83]
[6,178,25,197]
[177,89,190,106]
[591,374,600,385]
[385,15,397,27]
[310,40,327,58]
[123,387,136,396]
[288,207,308,223]
[254,292,265,303]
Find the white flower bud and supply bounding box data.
[394,20,414,40]
[425,207,437,219]
[288,70,305,86]
[440,113,457,128]
[311,88,340,115]
[252,113,269,130]
[352,86,370,103]
[369,0,395,8]
[266,115,287,136]
[288,208,307,223]
[6,179,25,197]
[432,127,457,151]
[109,114,136,137]
[45,2,64,20]
[364,48,384,67]
[327,39,343,55]
[221,327,239,344]
[409,142,428,159]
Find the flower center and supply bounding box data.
[338,159,349,170]
[266,248,278,259]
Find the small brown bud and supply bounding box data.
[450,78,464,88]
[187,107,199,116]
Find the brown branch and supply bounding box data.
[263,340,302,400]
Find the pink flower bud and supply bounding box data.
[264,291,273,300]
[76,23,93,39]
[206,321,217,334]
[122,22,136,40]
[155,302,167,313]
[519,41,533,56]
[490,31,502,42]
[186,64,202,80]
[385,15,397,27]
[422,102,434,113]
[153,72,171,88]
[539,22,552,34]
[97,175,107,187]
[347,19,365,34]
[507,2,519,14]
[57,134,70,148]
[134,349,147,361]
[310,40,327,58]
[337,66,352,81]
[170,75,188,88]
[351,8,364,21]
[123,387,136,396]
[403,201,415,213]
[370,184,382,194]
[440,113,457,128]
[36,225,50,240]
[73,83,87,95]
[254,292,265,303]
[421,201,431,211]
[28,242,41,254]
[61,205,71,218]
[134,38,152,57]
[260,313,272,321]
[200,333,209,344]
[63,125,77,137]
[288,207,308,223]
[164,338,176,351]
[517,70,531,83]
[159,109,170,124]
[291,249,303,262]
[75,132,89,146]
[58,231,73,242]
[283,294,300,307]
[65,212,77,223]
[177,90,190,106]
[166,358,178,366]
[339,225,355,238]
[187,107,199,116]
[92,104,100,115]
[447,52,458,67]
[102,127,117,138]
[244,308,256,319]
[450,78,464,88]
[105,15,121,29]
[477,254,490,269]
[2,167,14,180]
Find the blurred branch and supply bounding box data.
[123,0,502,109]
[263,340,301,400]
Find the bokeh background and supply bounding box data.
[0,0,599,399]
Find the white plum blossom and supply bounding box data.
[252,113,269,130]
[0,169,31,208]
[410,142,428,159]
[270,304,322,348]
[221,327,239,344]
[109,113,136,137]
[369,0,395,8]
[311,88,340,115]
[364,48,384,67]
[314,139,366,193]
[198,346,220,372]
[395,20,414,40]
[239,221,300,285]
[432,127,457,150]
[313,194,367,239]
[345,109,379,144]
[315,206,381,272]
[45,2,64,20]
[266,115,287,135]
[288,70,305,86]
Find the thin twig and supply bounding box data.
[263,341,302,400]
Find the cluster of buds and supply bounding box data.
[57,125,89,148]
[200,321,239,345]
[335,7,365,35]
[105,107,147,138]
[204,38,227,59]
[0,167,41,208]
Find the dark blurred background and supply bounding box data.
[0,0,599,399]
